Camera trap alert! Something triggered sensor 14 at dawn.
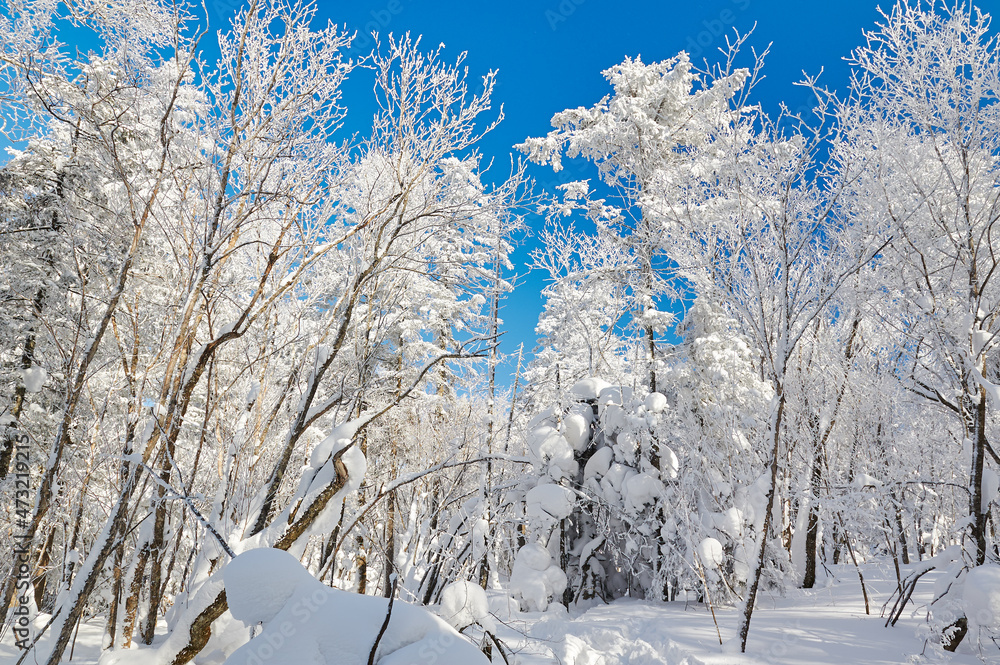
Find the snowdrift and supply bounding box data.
[222,548,488,665]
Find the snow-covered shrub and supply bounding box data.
[512,299,780,607]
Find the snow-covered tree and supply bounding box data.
[518,53,746,393]
[0,3,527,664]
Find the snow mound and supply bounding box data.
[438,580,491,631]
[528,425,577,478]
[526,483,576,521]
[21,366,46,393]
[563,412,591,452]
[696,537,725,568]
[224,548,316,625]
[510,542,567,611]
[658,445,679,479]
[570,378,611,401]
[516,542,553,571]
[853,473,881,489]
[598,385,632,407]
[643,392,668,413]
[623,473,663,513]
[584,447,614,482]
[712,507,744,538]
[964,564,1000,643]
[602,404,627,434]
[223,549,487,665]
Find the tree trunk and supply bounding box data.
[142,443,177,644]
[31,527,56,609]
[894,497,910,566]
[802,444,822,589]
[383,489,395,598]
[738,388,785,653]
[106,543,125,649]
[122,543,151,648]
[971,385,988,566]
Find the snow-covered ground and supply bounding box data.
[0,562,989,664]
[494,563,987,665]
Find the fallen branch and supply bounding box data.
[484,630,511,665]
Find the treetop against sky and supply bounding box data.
[304,0,884,338]
[4,0,974,382]
[291,0,887,375]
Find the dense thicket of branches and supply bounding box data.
[2,0,1000,662]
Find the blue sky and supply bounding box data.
[272,0,891,383]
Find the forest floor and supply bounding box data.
[0,562,990,664]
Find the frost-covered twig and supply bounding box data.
[368,574,398,665]
[883,546,963,627]
[131,459,236,559]
[321,453,529,579]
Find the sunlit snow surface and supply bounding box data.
[1,563,989,664]
[221,548,488,665]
